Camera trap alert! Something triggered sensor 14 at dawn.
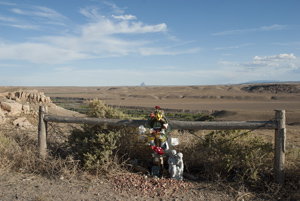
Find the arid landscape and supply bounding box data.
[1,83,300,200]
[33,83,300,145]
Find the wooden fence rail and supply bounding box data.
[38,106,286,184]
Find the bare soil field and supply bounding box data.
[1,83,300,200]
[30,83,300,145]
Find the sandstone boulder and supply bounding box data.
[0,100,23,116]
[13,117,33,129]
[22,105,31,114]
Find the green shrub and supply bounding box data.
[86,99,125,119]
[69,125,121,171]
[68,99,136,174]
[197,130,273,183]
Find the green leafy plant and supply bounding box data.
[68,99,134,173]
[86,99,125,119]
[198,130,273,183]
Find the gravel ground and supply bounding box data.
[0,171,237,201]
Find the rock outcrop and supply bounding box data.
[6,90,52,104]
[0,100,23,116]
[13,117,33,129]
[0,90,54,117]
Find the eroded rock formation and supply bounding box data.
[6,90,52,104]
[0,90,54,118]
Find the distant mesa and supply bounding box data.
[140,82,146,87]
[241,84,300,94]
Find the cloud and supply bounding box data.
[11,6,67,21]
[214,43,252,50]
[253,53,296,62]
[7,23,40,30]
[225,54,299,75]
[0,3,200,64]
[0,15,40,29]
[0,5,68,30]
[103,1,124,14]
[212,24,288,36]
[79,6,101,19]
[0,16,17,22]
[0,1,16,6]
[216,53,300,84]
[80,7,167,35]
[112,14,137,20]
[82,20,167,37]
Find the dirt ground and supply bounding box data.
[0,171,241,201]
[32,83,300,146]
[1,83,300,200]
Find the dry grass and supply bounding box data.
[172,129,300,200]
[0,125,81,180]
[1,88,300,200]
[1,119,300,200]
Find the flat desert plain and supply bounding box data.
[5,83,300,145]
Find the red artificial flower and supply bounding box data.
[151,145,164,155]
[155,106,160,109]
[151,113,155,118]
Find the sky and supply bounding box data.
[0,0,299,86]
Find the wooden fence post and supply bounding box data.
[274,110,286,184]
[38,105,48,158]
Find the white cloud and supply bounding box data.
[0,16,17,22]
[212,24,288,36]
[253,53,296,62]
[219,53,300,79]
[0,1,16,6]
[80,7,167,36]
[79,7,102,19]
[0,15,39,29]
[11,6,67,21]
[214,43,252,50]
[103,1,124,14]
[9,24,39,30]
[112,15,136,20]
[214,53,300,84]
[0,5,68,30]
[82,20,167,36]
[0,3,200,64]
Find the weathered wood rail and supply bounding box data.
[38,106,286,184]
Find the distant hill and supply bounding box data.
[241,84,300,94]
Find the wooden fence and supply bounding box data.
[38,106,286,184]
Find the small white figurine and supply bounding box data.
[168,150,177,179]
[168,150,184,181]
[176,152,184,181]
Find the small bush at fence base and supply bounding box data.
[180,130,274,184]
